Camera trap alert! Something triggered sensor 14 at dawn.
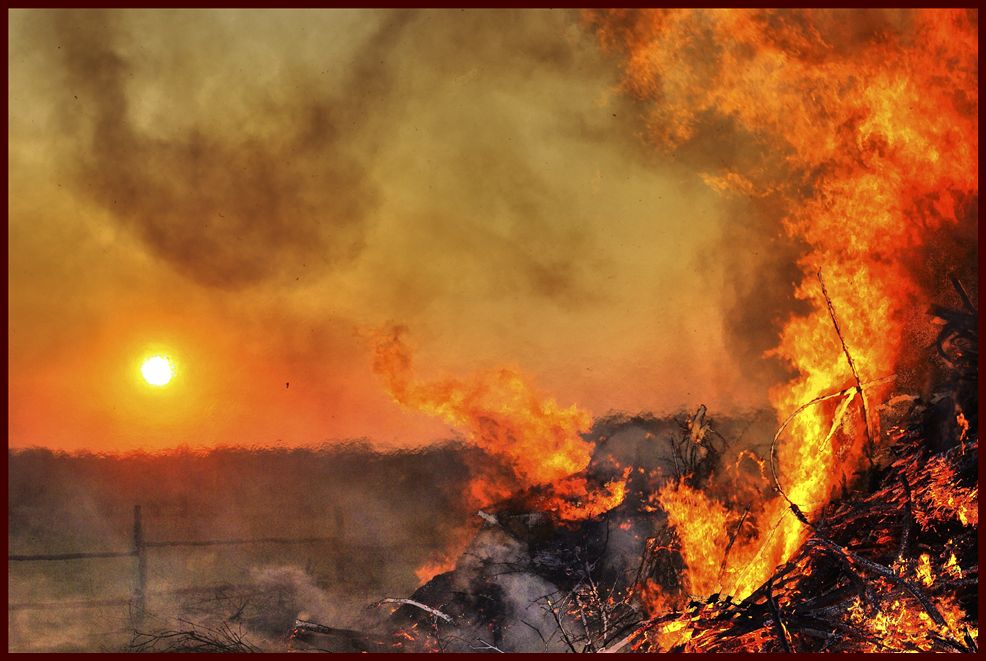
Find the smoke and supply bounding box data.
[470,535,572,653]
[421,523,576,652]
[12,9,793,455]
[32,9,628,301]
[37,11,411,289]
[365,406,776,651]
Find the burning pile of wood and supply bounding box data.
[293,286,975,654]
[620,289,978,653]
[146,288,973,654]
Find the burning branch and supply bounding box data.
[768,374,895,514]
[817,269,877,468]
[764,579,793,652]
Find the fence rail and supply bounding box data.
[8,582,271,612]
[145,535,340,548]
[9,550,136,561]
[8,597,132,612]
[7,504,356,620]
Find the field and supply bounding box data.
[7,443,477,652]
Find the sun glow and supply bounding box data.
[141,355,174,387]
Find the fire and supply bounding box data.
[915,553,934,587]
[656,481,729,596]
[414,557,458,585]
[372,325,594,488]
[371,326,625,582]
[846,593,978,652]
[638,578,686,617]
[587,8,977,600]
[943,553,963,580]
[913,455,978,528]
[549,470,630,523]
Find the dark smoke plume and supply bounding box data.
[46,11,409,289]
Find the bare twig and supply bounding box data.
[519,618,549,651]
[471,638,506,653]
[545,597,578,654]
[716,506,750,590]
[584,559,609,641]
[129,619,260,653]
[949,274,976,314]
[598,630,638,653]
[574,591,595,652]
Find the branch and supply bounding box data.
[809,538,954,632]
[374,598,454,624]
[471,638,506,653]
[765,579,794,653]
[768,374,894,513]
[598,630,638,654]
[817,269,876,466]
[545,597,578,654]
[949,273,976,314]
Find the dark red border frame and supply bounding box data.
[2,3,981,658]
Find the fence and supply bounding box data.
[7,504,346,621]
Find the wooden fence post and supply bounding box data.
[132,505,147,623]
[333,506,344,582]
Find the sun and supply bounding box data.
[141,355,174,387]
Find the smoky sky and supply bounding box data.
[664,111,810,392]
[43,11,409,289]
[11,9,829,451]
[36,9,638,301]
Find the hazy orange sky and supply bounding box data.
[8,9,821,452]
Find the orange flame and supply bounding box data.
[588,8,978,599]
[846,593,978,652]
[414,557,459,585]
[549,469,630,523]
[371,326,625,582]
[915,455,978,528]
[372,326,594,488]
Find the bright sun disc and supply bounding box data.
[141,355,174,386]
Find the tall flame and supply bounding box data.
[587,8,978,599]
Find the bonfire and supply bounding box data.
[301,9,979,650]
[122,8,977,653]
[282,279,975,653]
